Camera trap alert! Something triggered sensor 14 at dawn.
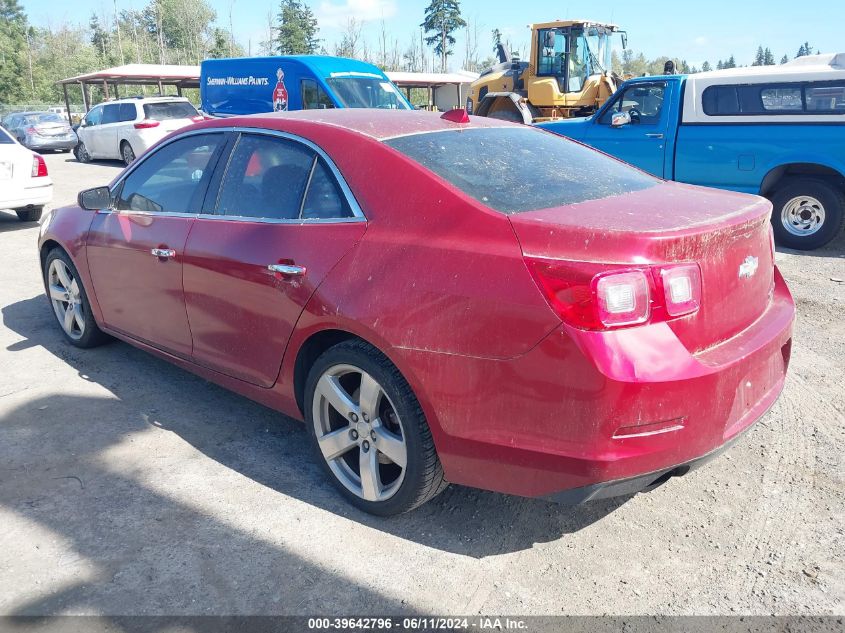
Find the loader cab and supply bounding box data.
[535,24,616,94]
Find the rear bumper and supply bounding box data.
[402,268,795,499]
[25,136,77,151]
[0,182,53,209]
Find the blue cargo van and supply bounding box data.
[201,55,412,116]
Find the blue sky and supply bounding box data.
[22,0,845,70]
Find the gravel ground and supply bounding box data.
[0,153,842,617]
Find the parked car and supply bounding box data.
[0,125,52,222]
[201,55,412,116]
[75,96,203,166]
[539,53,845,250]
[2,111,77,153]
[38,110,794,515]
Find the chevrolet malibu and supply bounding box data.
[38,109,795,515]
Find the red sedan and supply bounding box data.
[38,110,794,515]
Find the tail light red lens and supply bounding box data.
[659,264,701,317]
[26,126,39,136]
[31,153,48,178]
[525,257,702,331]
[191,115,204,122]
[134,119,160,129]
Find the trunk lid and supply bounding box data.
[510,181,774,352]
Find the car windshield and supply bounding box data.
[143,101,199,120]
[35,113,64,123]
[325,77,410,109]
[0,127,13,143]
[385,127,658,214]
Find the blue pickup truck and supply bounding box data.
[201,55,412,117]
[539,54,845,250]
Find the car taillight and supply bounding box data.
[595,270,651,327]
[191,115,204,122]
[134,119,160,129]
[26,126,40,136]
[658,263,701,317]
[31,153,48,177]
[525,257,702,331]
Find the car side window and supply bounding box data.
[302,79,335,110]
[85,107,103,127]
[101,104,121,125]
[116,133,222,214]
[119,103,137,122]
[599,83,666,125]
[215,134,315,220]
[302,159,352,219]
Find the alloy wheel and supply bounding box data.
[781,195,826,237]
[312,364,407,502]
[48,259,85,340]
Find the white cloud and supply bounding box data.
[315,0,397,29]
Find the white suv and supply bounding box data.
[75,97,202,166]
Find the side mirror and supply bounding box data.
[78,186,113,211]
[611,111,632,128]
[620,31,628,50]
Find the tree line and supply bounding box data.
[0,0,828,108]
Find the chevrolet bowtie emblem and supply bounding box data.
[739,255,759,279]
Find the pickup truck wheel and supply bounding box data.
[770,178,845,250]
[15,206,43,222]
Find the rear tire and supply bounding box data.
[304,340,447,516]
[120,141,136,166]
[15,207,43,222]
[769,178,845,250]
[43,248,110,349]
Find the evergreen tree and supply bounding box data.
[725,55,736,68]
[491,27,502,52]
[753,46,764,66]
[796,42,813,57]
[421,0,466,72]
[89,13,110,61]
[275,0,319,55]
[764,47,775,65]
[716,60,724,70]
[0,0,29,103]
[701,60,712,72]
[780,54,789,64]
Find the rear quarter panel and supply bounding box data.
[674,122,845,192]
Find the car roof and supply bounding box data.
[204,55,388,79]
[216,109,515,141]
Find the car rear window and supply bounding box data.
[385,127,657,214]
[143,101,198,120]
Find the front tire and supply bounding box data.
[74,141,92,163]
[43,249,110,348]
[304,340,447,516]
[15,206,43,222]
[769,178,845,250]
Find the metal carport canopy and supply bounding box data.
[56,64,200,124]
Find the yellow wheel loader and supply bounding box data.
[467,20,627,123]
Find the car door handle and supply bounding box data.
[268,263,306,276]
[151,248,176,259]
[645,133,665,139]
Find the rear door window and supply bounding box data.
[302,79,335,110]
[385,127,657,214]
[101,104,121,125]
[143,101,199,120]
[119,103,137,122]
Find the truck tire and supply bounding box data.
[769,178,845,251]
